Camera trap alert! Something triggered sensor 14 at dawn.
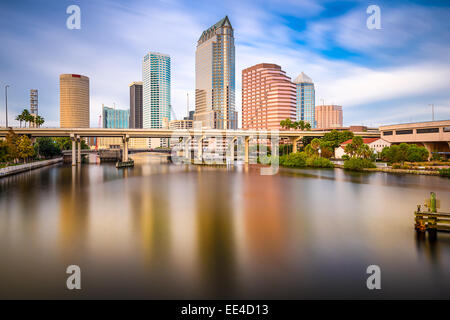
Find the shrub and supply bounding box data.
[279,152,308,168]
[381,144,429,163]
[306,156,334,168]
[344,158,376,171]
[341,154,350,161]
[438,168,450,178]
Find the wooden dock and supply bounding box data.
[415,192,450,232]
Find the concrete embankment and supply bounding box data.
[0,158,63,178]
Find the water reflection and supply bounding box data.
[1,153,450,299]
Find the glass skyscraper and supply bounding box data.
[294,72,316,128]
[102,104,129,129]
[194,16,237,129]
[142,52,171,130]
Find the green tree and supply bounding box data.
[310,138,321,155]
[17,135,35,163]
[19,109,32,127]
[304,122,311,130]
[5,129,19,163]
[322,130,354,150]
[34,115,45,127]
[35,137,62,158]
[54,137,89,150]
[0,140,10,163]
[15,114,24,128]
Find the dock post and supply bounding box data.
[428,192,437,233]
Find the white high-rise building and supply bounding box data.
[142,52,171,147]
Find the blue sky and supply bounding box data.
[0,0,449,127]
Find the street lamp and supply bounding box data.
[5,85,10,128]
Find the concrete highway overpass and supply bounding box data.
[379,120,450,158]
[0,127,380,164]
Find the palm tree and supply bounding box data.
[305,122,311,130]
[280,119,286,130]
[19,109,31,127]
[298,120,305,131]
[35,115,44,128]
[15,114,24,128]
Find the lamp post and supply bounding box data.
[5,85,9,128]
[429,104,435,121]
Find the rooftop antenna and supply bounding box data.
[429,104,435,121]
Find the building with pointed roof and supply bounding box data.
[294,72,316,128]
[194,16,237,129]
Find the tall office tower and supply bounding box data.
[315,105,343,129]
[30,89,38,115]
[60,74,90,128]
[142,52,171,147]
[294,72,316,128]
[102,104,129,129]
[242,63,296,130]
[194,16,237,129]
[129,81,143,129]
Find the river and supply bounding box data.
[0,153,449,299]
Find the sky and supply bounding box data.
[0,0,449,128]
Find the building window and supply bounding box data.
[395,129,413,135]
[383,131,393,136]
[417,128,439,134]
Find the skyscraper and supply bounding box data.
[194,16,237,129]
[129,81,143,129]
[315,105,343,129]
[242,63,296,130]
[60,74,90,128]
[142,52,171,129]
[294,72,316,128]
[102,104,129,129]
[142,52,171,147]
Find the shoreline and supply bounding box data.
[0,157,63,178]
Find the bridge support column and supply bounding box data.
[76,136,81,164]
[197,137,204,161]
[184,137,191,161]
[291,137,301,153]
[229,137,237,162]
[244,136,250,164]
[71,135,76,166]
[122,135,129,162]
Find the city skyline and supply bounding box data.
[0,0,449,129]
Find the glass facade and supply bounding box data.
[102,105,129,129]
[294,72,316,128]
[195,16,237,129]
[142,52,171,129]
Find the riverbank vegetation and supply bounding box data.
[380,143,429,163]
[0,130,89,168]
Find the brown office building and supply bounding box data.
[315,105,343,129]
[60,74,90,128]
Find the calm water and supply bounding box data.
[1,153,450,299]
